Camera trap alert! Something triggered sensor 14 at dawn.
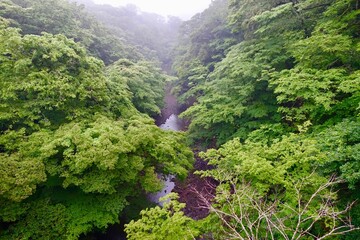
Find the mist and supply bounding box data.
[92,0,212,19]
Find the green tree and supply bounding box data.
[125,193,204,240]
[0,30,109,132]
[0,0,141,64]
[0,21,194,239]
[107,59,167,116]
[172,0,238,106]
[169,0,360,238]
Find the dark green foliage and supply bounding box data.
[317,118,360,188]
[107,59,167,116]
[172,0,239,105]
[0,199,69,240]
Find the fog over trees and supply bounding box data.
[0,0,359,239]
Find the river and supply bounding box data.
[151,87,216,220]
[149,114,185,205]
[149,85,187,205]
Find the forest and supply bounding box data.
[0,0,359,239]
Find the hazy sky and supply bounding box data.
[92,0,212,19]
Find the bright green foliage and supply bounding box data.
[0,24,109,131]
[125,193,204,240]
[0,19,194,238]
[176,0,360,144]
[40,116,141,194]
[228,0,329,38]
[107,59,166,116]
[37,115,193,194]
[0,143,46,202]
[195,132,359,238]
[167,0,360,238]
[0,114,193,238]
[228,0,286,33]
[269,0,360,124]
[1,0,360,238]
[290,33,354,69]
[271,68,346,122]
[0,128,46,202]
[0,0,141,64]
[201,176,352,239]
[199,131,327,195]
[181,38,284,145]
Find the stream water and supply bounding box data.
[148,114,185,205]
[149,83,187,204]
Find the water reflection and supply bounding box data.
[148,114,184,205]
[148,175,175,206]
[159,114,184,131]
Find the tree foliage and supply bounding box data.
[75,0,183,69]
[0,27,109,132]
[176,0,359,144]
[1,0,360,238]
[107,59,167,116]
[0,18,193,239]
[0,0,142,64]
[165,0,360,239]
[172,0,239,106]
[125,193,204,240]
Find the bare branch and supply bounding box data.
[190,175,359,240]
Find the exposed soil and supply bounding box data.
[156,85,217,220]
[173,149,217,220]
[129,84,215,223]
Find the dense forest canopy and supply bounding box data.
[0,0,143,64]
[129,0,360,239]
[0,0,193,238]
[1,0,360,239]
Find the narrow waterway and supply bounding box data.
[155,84,186,127]
[149,85,187,205]
[152,86,216,220]
[148,115,183,205]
